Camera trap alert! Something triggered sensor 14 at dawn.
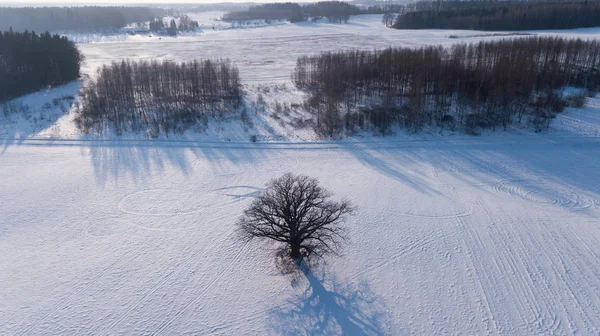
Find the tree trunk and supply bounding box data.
[290,244,303,267]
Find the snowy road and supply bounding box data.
[2,134,600,335]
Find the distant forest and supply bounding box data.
[0,30,82,103]
[76,60,242,136]
[393,1,600,30]
[0,6,165,32]
[294,37,599,136]
[223,1,362,23]
[149,14,199,36]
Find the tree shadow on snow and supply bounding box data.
[359,140,600,216]
[88,142,195,185]
[340,141,443,196]
[0,81,80,154]
[269,270,394,335]
[87,141,273,185]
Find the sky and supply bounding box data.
[0,0,320,4]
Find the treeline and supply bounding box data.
[293,37,599,136]
[303,2,362,23]
[0,30,82,103]
[0,6,164,32]
[355,0,510,16]
[360,4,410,15]
[223,1,361,23]
[224,3,304,22]
[75,60,242,136]
[177,14,200,31]
[149,14,199,36]
[392,0,523,13]
[393,1,600,30]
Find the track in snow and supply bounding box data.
[493,179,597,211]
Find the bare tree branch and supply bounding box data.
[237,173,355,266]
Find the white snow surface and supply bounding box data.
[74,13,600,83]
[1,14,600,335]
[2,119,600,335]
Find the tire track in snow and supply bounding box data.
[492,179,597,211]
[563,230,600,331]
[116,189,243,231]
[452,200,499,335]
[477,198,600,334]
[83,215,132,238]
[98,172,247,334]
[349,225,482,282]
[477,201,556,334]
[7,135,599,150]
[148,169,294,334]
[95,246,207,334]
[101,176,253,334]
[117,189,209,216]
[534,190,596,210]
[93,179,239,333]
[14,239,149,336]
[525,227,587,334]
[96,228,238,335]
[542,228,600,332]
[364,204,473,219]
[179,304,292,335]
[351,191,478,282]
[150,241,250,335]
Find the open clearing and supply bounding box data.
[1,14,600,335]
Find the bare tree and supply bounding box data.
[238,173,354,267]
[76,59,241,135]
[382,13,396,27]
[293,37,599,135]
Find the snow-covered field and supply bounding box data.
[2,126,600,335]
[76,13,600,84]
[2,14,600,335]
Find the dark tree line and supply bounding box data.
[0,30,82,103]
[223,1,361,24]
[393,1,600,30]
[382,13,397,27]
[326,0,517,16]
[224,3,304,23]
[75,59,242,136]
[149,18,166,31]
[348,0,498,16]
[149,15,199,35]
[178,14,200,31]
[293,37,600,136]
[361,4,410,15]
[303,1,362,23]
[0,6,165,33]
[391,0,520,13]
[181,3,249,13]
[340,0,525,16]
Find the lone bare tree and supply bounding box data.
[238,173,354,267]
[382,13,396,27]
